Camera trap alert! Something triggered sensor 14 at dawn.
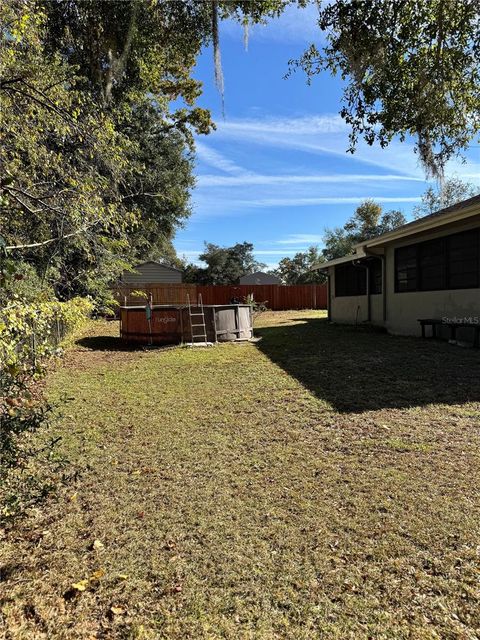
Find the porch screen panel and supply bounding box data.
[335,264,367,296]
[369,258,383,294]
[395,245,417,292]
[419,238,446,290]
[447,230,479,289]
[394,227,480,292]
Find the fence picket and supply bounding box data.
[114,283,327,311]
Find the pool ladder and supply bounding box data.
[186,293,211,347]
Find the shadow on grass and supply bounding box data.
[76,335,181,352]
[255,317,480,413]
[76,335,143,351]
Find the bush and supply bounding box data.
[0,296,92,522]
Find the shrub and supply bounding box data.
[0,297,92,522]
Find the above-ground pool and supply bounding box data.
[119,304,254,345]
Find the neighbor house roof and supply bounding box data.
[313,194,480,271]
[131,261,183,273]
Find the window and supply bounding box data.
[448,230,479,289]
[369,258,383,294]
[395,228,479,292]
[419,238,446,290]
[335,263,366,297]
[395,245,417,292]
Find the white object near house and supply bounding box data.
[121,261,183,285]
[239,271,281,285]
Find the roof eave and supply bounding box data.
[353,204,480,251]
[133,261,182,273]
[312,248,367,271]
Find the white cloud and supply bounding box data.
[209,114,422,176]
[220,2,323,45]
[175,248,302,269]
[219,114,347,136]
[199,114,480,183]
[229,196,422,208]
[198,172,424,188]
[192,116,479,223]
[189,194,422,221]
[253,249,305,255]
[274,234,325,245]
[195,141,249,175]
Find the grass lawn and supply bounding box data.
[1,310,479,639]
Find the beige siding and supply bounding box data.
[121,262,182,285]
[385,287,479,338]
[385,216,479,336]
[328,268,383,325]
[328,213,480,338]
[370,294,384,325]
[329,267,369,323]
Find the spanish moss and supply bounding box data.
[211,0,225,117]
[243,19,249,52]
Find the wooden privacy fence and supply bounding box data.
[114,283,197,306]
[115,283,327,310]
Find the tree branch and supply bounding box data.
[6,230,83,251]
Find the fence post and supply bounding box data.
[31,318,37,368]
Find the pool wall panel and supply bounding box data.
[120,305,252,345]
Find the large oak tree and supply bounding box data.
[293,0,480,179]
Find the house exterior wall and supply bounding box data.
[328,214,480,338]
[328,267,369,323]
[385,287,478,337]
[239,272,281,285]
[121,262,182,285]
[384,216,480,337]
[328,269,383,325]
[371,294,384,326]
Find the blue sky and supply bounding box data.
[174,4,480,269]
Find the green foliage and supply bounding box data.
[293,0,480,178]
[1,0,288,302]
[184,242,267,285]
[322,200,407,261]
[116,104,196,263]
[0,371,59,522]
[244,292,269,317]
[0,0,135,300]
[0,259,55,303]
[0,295,92,521]
[413,178,479,219]
[39,0,214,283]
[274,246,326,284]
[0,296,93,369]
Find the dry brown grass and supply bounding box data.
[1,311,479,639]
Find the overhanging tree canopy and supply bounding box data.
[293,0,480,179]
[1,0,290,303]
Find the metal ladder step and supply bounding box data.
[186,293,211,346]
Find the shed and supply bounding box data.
[239,271,281,285]
[121,261,182,285]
